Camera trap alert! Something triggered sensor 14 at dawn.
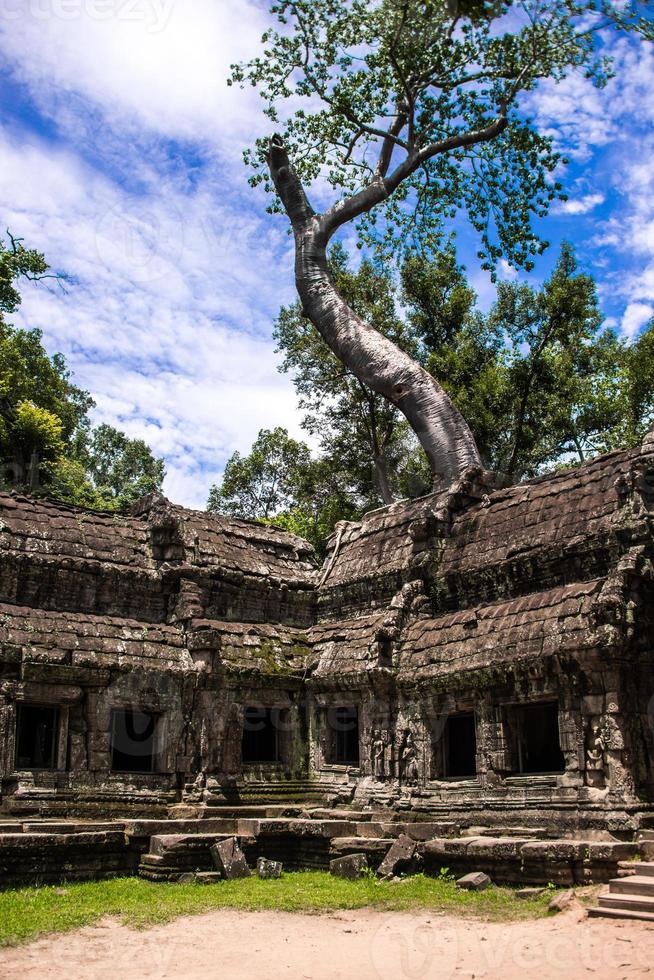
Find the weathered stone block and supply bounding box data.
[257,857,283,879]
[210,837,251,879]
[377,834,417,878]
[456,872,491,891]
[330,853,368,879]
[515,887,546,899]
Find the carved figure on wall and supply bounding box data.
[399,728,419,785]
[585,717,606,788]
[187,767,208,802]
[371,728,392,778]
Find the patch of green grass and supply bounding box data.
[0,872,554,948]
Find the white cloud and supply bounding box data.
[0,0,269,154]
[556,193,605,216]
[621,302,654,340]
[497,259,518,281]
[0,127,306,509]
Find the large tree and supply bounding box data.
[275,245,419,505]
[232,0,652,487]
[207,426,313,520]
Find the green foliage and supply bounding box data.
[207,428,357,557]
[217,243,654,550]
[72,424,166,510]
[419,242,633,480]
[0,306,93,489]
[0,872,555,947]
[0,233,165,509]
[478,244,629,478]
[614,324,654,447]
[208,426,313,520]
[233,1,651,270]
[10,401,65,477]
[0,231,50,322]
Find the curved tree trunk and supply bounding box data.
[268,137,482,487]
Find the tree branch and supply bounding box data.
[267,136,316,230]
[321,112,508,238]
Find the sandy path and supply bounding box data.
[1,906,653,980]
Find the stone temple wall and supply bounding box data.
[0,436,653,835]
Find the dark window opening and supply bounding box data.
[242,707,280,763]
[110,709,157,773]
[15,704,59,770]
[327,706,360,765]
[513,702,565,774]
[149,524,184,563]
[444,713,477,778]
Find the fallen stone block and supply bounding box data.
[515,887,546,900]
[548,889,576,913]
[257,857,283,879]
[210,837,251,879]
[377,834,417,878]
[195,871,223,885]
[456,872,491,891]
[330,853,368,880]
[178,871,223,885]
[330,837,393,870]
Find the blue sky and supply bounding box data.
[1,2,653,508]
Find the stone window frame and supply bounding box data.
[241,706,283,765]
[236,697,297,772]
[438,710,479,781]
[8,693,70,775]
[428,698,481,784]
[96,681,181,778]
[108,706,166,775]
[313,697,362,773]
[500,698,566,779]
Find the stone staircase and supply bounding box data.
[589,862,654,922]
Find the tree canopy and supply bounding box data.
[207,426,358,555]
[235,0,652,269]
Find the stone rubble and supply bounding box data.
[210,837,251,880]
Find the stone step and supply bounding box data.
[609,875,654,897]
[633,861,654,877]
[588,906,654,923]
[598,893,654,914]
[462,826,546,839]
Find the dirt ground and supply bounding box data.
[1,906,653,980]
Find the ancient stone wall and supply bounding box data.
[0,440,652,833]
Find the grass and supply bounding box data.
[0,872,557,948]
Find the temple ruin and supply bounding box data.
[0,434,653,908]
